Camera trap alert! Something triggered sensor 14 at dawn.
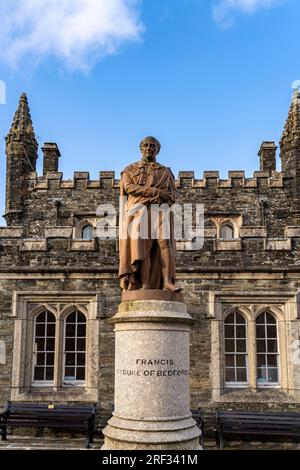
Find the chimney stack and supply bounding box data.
[42,143,61,174]
[258,141,277,173]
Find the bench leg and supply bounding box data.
[200,423,204,449]
[88,418,94,445]
[219,429,224,450]
[37,427,44,438]
[0,426,7,441]
[85,431,91,449]
[216,426,224,450]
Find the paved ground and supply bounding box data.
[0,436,103,450]
[0,437,300,450]
[205,440,300,450]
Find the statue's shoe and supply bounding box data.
[163,283,183,293]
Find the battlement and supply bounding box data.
[26,169,292,192]
[176,170,289,189]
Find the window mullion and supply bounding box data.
[75,311,78,380]
[233,317,236,382]
[247,319,256,389]
[43,316,46,381]
[54,316,63,389]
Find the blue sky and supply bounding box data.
[0,0,299,224]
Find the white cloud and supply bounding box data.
[213,0,282,25]
[0,0,143,71]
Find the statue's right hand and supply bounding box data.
[159,190,171,203]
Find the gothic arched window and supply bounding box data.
[224,310,248,385]
[256,312,279,385]
[33,311,56,382]
[64,310,86,383]
[81,225,94,240]
[220,223,234,239]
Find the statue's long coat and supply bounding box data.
[118,160,177,289]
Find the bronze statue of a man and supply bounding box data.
[119,136,181,292]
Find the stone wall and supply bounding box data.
[1,165,300,415]
[1,169,299,269]
[1,271,300,422]
[1,92,300,432]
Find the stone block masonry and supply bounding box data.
[1,90,300,443]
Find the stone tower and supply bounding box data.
[4,93,38,226]
[280,88,300,221]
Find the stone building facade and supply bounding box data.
[1,90,300,426]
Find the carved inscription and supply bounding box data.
[116,358,189,378]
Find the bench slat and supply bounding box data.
[217,410,300,449]
[1,402,96,449]
[223,429,300,436]
[220,418,300,424]
[222,424,300,430]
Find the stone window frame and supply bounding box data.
[11,291,102,402]
[73,215,117,241]
[210,216,243,239]
[222,306,282,389]
[73,218,97,239]
[209,291,298,402]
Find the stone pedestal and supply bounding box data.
[102,291,201,450]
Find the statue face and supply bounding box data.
[140,139,159,162]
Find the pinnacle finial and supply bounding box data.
[6,92,37,146]
[292,88,300,104]
[280,83,300,151]
[292,80,300,102]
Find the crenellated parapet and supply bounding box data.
[176,170,287,189]
[27,171,119,190]
[24,169,292,192]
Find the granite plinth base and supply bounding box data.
[102,294,202,450]
[101,415,201,450]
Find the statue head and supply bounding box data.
[140,136,161,162]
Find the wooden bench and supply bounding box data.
[216,410,300,450]
[0,402,96,448]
